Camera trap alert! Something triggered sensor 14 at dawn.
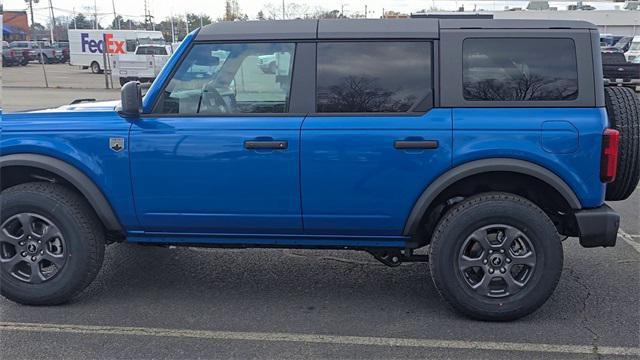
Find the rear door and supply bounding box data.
[301,41,453,236]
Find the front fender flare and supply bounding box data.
[0,154,123,233]
[402,158,582,236]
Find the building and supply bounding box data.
[3,11,29,41]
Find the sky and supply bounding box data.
[3,0,624,27]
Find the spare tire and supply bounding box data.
[604,86,640,201]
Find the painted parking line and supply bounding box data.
[619,230,640,254]
[1,322,639,356]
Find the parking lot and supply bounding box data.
[1,63,639,359]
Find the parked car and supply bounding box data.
[625,35,640,63]
[601,36,633,54]
[9,41,64,64]
[2,41,26,66]
[1,19,639,321]
[602,52,640,89]
[257,53,277,73]
[114,44,173,86]
[52,42,70,63]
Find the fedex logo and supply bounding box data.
[81,33,126,54]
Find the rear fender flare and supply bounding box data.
[402,158,582,236]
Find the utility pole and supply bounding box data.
[364,4,367,18]
[200,15,203,28]
[72,7,77,29]
[94,0,98,29]
[282,0,286,20]
[170,15,175,43]
[112,0,120,29]
[26,0,36,29]
[144,0,149,30]
[48,0,55,42]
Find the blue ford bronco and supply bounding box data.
[1,19,639,321]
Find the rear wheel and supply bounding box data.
[429,192,563,321]
[0,182,105,305]
[604,86,640,201]
[119,78,129,87]
[90,61,102,74]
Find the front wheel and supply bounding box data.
[429,192,563,321]
[0,182,105,305]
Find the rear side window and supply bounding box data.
[316,42,432,113]
[463,38,578,101]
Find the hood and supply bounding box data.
[26,100,120,113]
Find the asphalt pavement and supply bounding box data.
[0,188,638,359]
[0,65,639,359]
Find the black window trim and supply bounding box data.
[461,37,580,102]
[146,38,438,118]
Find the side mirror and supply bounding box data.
[118,81,142,118]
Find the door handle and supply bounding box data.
[244,140,288,150]
[394,140,439,150]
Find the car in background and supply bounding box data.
[602,52,640,89]
[52,42,70,63]
[600,34,617,47]
[601,36,633,54]
[113,44,173,86]
[9,41,64,64]
[2,41,27,66]
[257,53,277,73]
[625,36,640,63]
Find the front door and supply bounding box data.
[130,42,303,235]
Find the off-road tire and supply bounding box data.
[429,192,563,321]
[604,86,640,201]
[0,182,105,305]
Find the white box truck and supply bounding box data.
[68,29,164,73]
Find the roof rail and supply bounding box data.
[410,13,494,19]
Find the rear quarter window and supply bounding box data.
[463,38,578,101]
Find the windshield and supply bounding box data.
[629,42,640,51]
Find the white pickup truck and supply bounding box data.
[113,44,173,86]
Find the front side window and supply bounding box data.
[317,42,432,113]
[157,43,295,115]
[463,38,578,101]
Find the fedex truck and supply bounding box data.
[68,29,165,73]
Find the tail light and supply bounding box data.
[600,128,620,183]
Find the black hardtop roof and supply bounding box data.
[195,18,597,41]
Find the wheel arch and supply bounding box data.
[0,154,123,234]
[403,158,582,236]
